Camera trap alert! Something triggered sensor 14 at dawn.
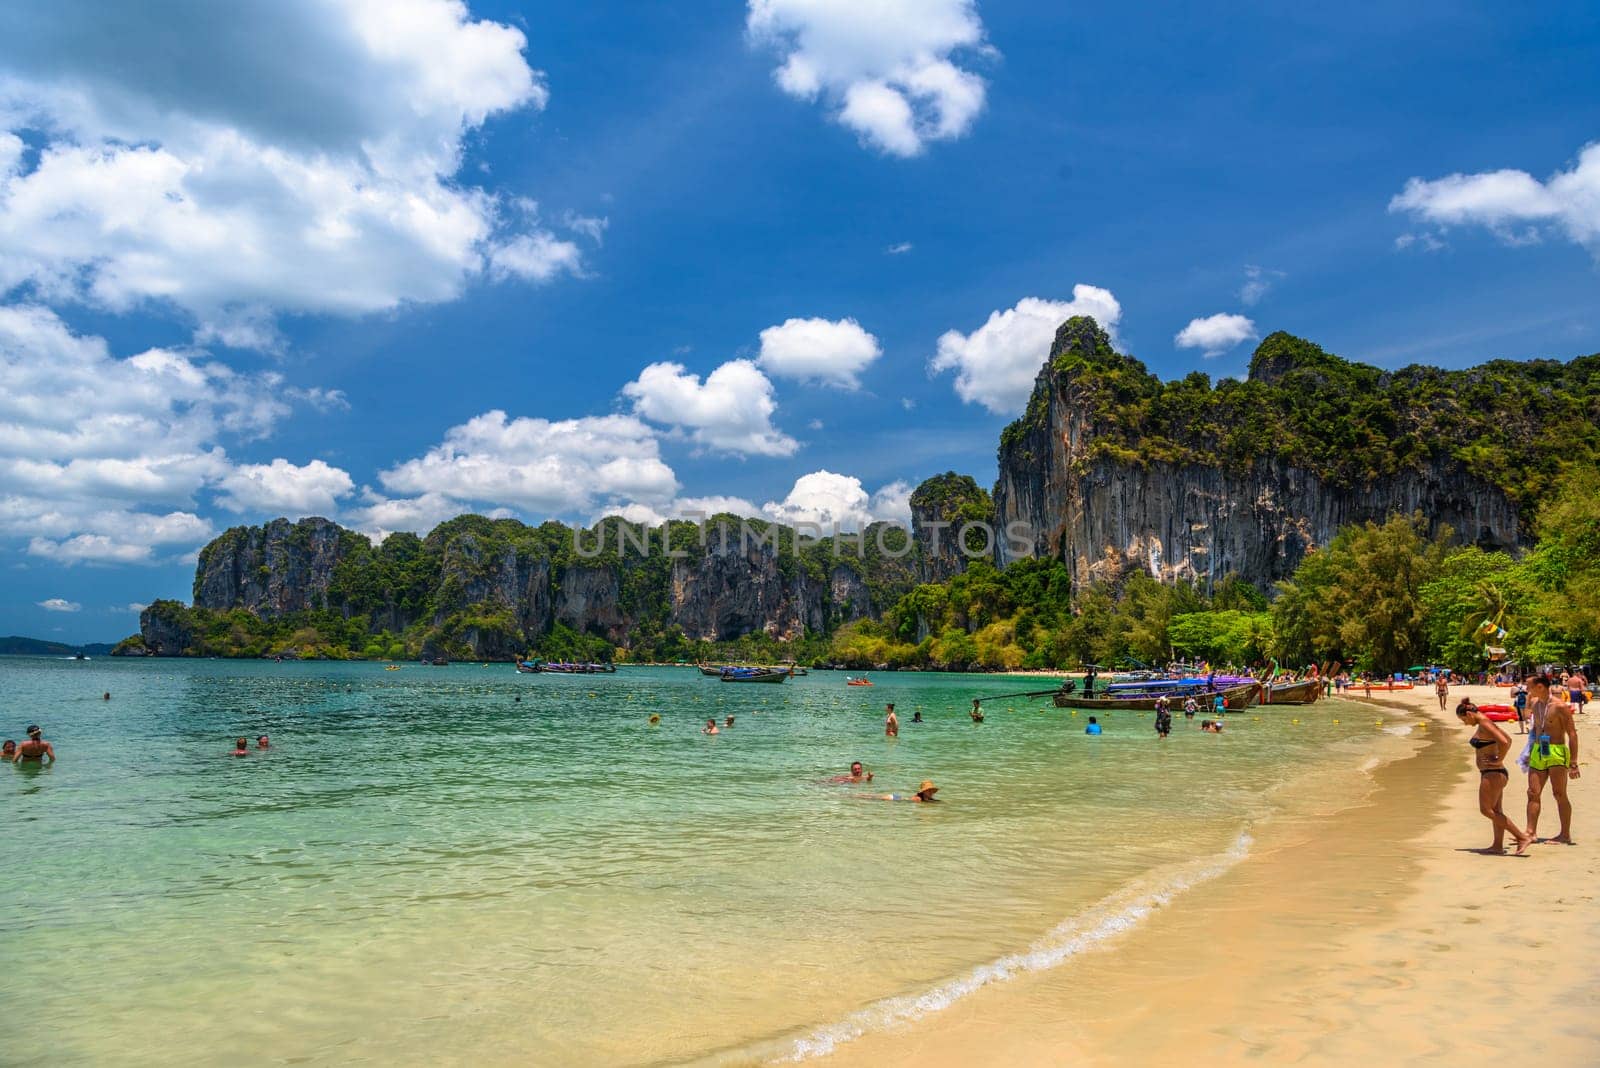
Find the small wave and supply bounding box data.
[1381,724,1414,737]
[772,831,1254,1063]
[1360,756,1382,772]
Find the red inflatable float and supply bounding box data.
[1476,703,1518,722]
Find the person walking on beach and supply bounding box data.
[885,703,899,737]
[16,725,55,764]
[1525,676,1580,844]
[1435,673,1450,711]
[1569,670,1588,715]
[1512,682,1529,734]
[1455,699,1534,855]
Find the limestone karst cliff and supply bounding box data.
[990,318,1594,589]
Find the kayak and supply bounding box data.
[1478,704,1517,722]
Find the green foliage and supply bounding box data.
[1269,514,1447,673]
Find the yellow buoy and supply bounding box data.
[1291,719,1299,725]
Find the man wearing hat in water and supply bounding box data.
[15,725,54,764]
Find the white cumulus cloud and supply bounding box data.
[216,459,356,516]
[371,410,680,533]
[931,286,1122,415]
[623,359,798,456]
[1389,142,1600,254]
[37,597,80,612]
[1174,313,1257,358]
[761,470,911,531]
[0,0,582,345]
[756,316,882,388]
[0,304,335,562]
[747,0,990,157]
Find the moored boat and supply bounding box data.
[1054,679,1262,712]
[719,667,788,683]
[1263,678,1323,704]
[517,659,617,674]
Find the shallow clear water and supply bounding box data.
[1,658,1383,1066]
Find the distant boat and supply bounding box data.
[719,667,788,684]
[517,659,616,675]
[846,676,873,687]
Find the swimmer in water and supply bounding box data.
[868,781,940,803]
[970,699,984,723]
[2,740,16,762]
[230,737,250,756]
[702,718,719,735]
[724,715,735,728]
[912,709,923,723]
[256,735,270,750]
[15,726,54,764]
[648,713,661,725]
[827,761,873,783]
[885,703,899,737]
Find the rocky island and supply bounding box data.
[121,318,1599,664]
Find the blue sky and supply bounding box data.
[2,0,1598,642]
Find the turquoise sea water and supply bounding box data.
[1,658,1389,1066]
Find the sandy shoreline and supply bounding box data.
[813,684,1600,1066]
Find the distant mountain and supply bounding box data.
[0,636,115,657]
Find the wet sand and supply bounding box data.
[819,684,1600,1065]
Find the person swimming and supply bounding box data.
[2,739,16,762]
[868,781,940,802]
[256,735,270,750]
[885,703,899,737]
[724,715,735,728]
[648,713,662,725]
[702,718,719,735]
[970,699,984,723]
[16,725,54,764]
[827,761,874,783]
[911,709,922,723]
[1085,716,1102,736]
[230,737,250,757]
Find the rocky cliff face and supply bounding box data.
[993,318,1524,590]
[909,472,994,584]
[172,514,898,658]
[193,517,362,618]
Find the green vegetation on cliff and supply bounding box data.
[1000,318,1600,506]
[826,467,1599,674]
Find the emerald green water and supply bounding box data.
[0,659,1392,1066]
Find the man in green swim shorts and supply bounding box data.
[1526,675,1580,844]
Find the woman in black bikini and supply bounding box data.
[1455,699,1532,855]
